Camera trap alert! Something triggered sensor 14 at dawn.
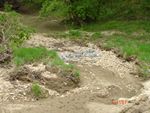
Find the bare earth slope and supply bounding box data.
[0,34,150,113]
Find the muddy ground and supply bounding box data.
[0,33,150,113]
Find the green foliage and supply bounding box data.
[1,0,150,25]
[39,0,150,25]
[4,3,13,12]
[74,70,80,77]
[49,54,75,71]
[31,83,42,97]
[66,0,100,25]
[39,0,100,25]
[68,30,81,37]
[0,12,33,52]
[92,32,102,40]
[97,0,150,20]
[13,47,80,77]
[40,0,68,17]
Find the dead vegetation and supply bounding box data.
[9,64,80,94]
[0,50,12,64]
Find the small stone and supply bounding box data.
[41,71,58,79]
[135,101,140,105]
[140,95,148,101]
[96,87,100,90]
[60,95,65,98]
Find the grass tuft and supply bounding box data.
[68,30,82,37]
[13,47,50,66]
[92,32,102,40]
[31,83,42,98]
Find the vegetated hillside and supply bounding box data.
[1,0,150,25]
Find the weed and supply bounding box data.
[49,57,79,77]
[74,70,80,77]
[68,30,81,37]
[50,57,64,66]
[47,53,80,77]
[31,83,42,97]
[92,32,102,40]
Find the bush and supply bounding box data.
[39,0,100,25]
[4,3,13,12]
[39,0,150,25]
[40,0,67,17]
[66,0,100,25]
[0,12,32,52]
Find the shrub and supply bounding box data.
[40,0,67,17]
[39,0,100,25]
[39,0,150,25]
[65,0,100,25]
[4,3,13,12]
[0,12,32,52]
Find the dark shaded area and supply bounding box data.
[0,0,20,9]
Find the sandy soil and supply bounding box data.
[0,34,150,113]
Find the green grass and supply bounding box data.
[68,30,82,37]
[74,70,80,77]
[48,55,80,77]
[13,47,80,77]
[104,35,150,63]
[13,47,65,66]
[103,35,150,77]
[82,20,150,34]
[13,47,51,66]
[91,32,102,40]
[31,83,42,98]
